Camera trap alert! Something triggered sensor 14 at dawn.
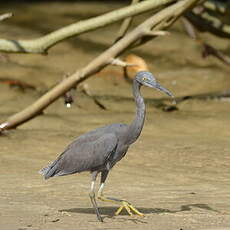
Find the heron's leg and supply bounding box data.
[89,171,103,222]
[97,170,144,217]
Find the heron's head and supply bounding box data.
[135,71,174,98]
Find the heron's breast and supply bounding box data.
[111,144,129,163]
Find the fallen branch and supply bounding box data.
[0,0,199,132]
[0,0,174,54]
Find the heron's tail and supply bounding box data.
[39,159,59,180]
[38,166,50,178]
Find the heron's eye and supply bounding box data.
[142,77,147,81]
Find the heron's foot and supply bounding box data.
[98,195,144,217]
[115,200,144,217]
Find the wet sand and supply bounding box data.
[0,2,230,230]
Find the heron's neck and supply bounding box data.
[125,80,146,145]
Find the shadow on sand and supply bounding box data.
[60,203,219,222]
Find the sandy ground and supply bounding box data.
[0,1,230,230]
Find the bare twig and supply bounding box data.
[80,84,107,110]
[203,0,227,14]
[143,30,170,36]
[185,10,230,38]
[0,78,36,91]
[182,17,230,66]
[201,43,230,66]
[110,58,137,67]
[114,0,140,43]
[0,13,13,22]
[0,0,175,53]
[0,0,199,132]
[181,16,198,39]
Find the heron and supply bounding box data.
[39,71,174,222]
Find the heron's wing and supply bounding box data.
[40,133,118,179]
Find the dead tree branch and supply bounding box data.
[185,0,230,39]
[0,0,199,132]
[182,17,230,66]
[0,13,13,22]
[0,0,174,54]
[114,0,140,43]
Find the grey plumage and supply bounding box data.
[39,123,128,178]
[39,71,174,222]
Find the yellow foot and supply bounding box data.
[115,200,144,217]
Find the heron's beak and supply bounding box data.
[154,82,174,98]
[149,82,176,104]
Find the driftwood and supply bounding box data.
[0,0,199,132]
